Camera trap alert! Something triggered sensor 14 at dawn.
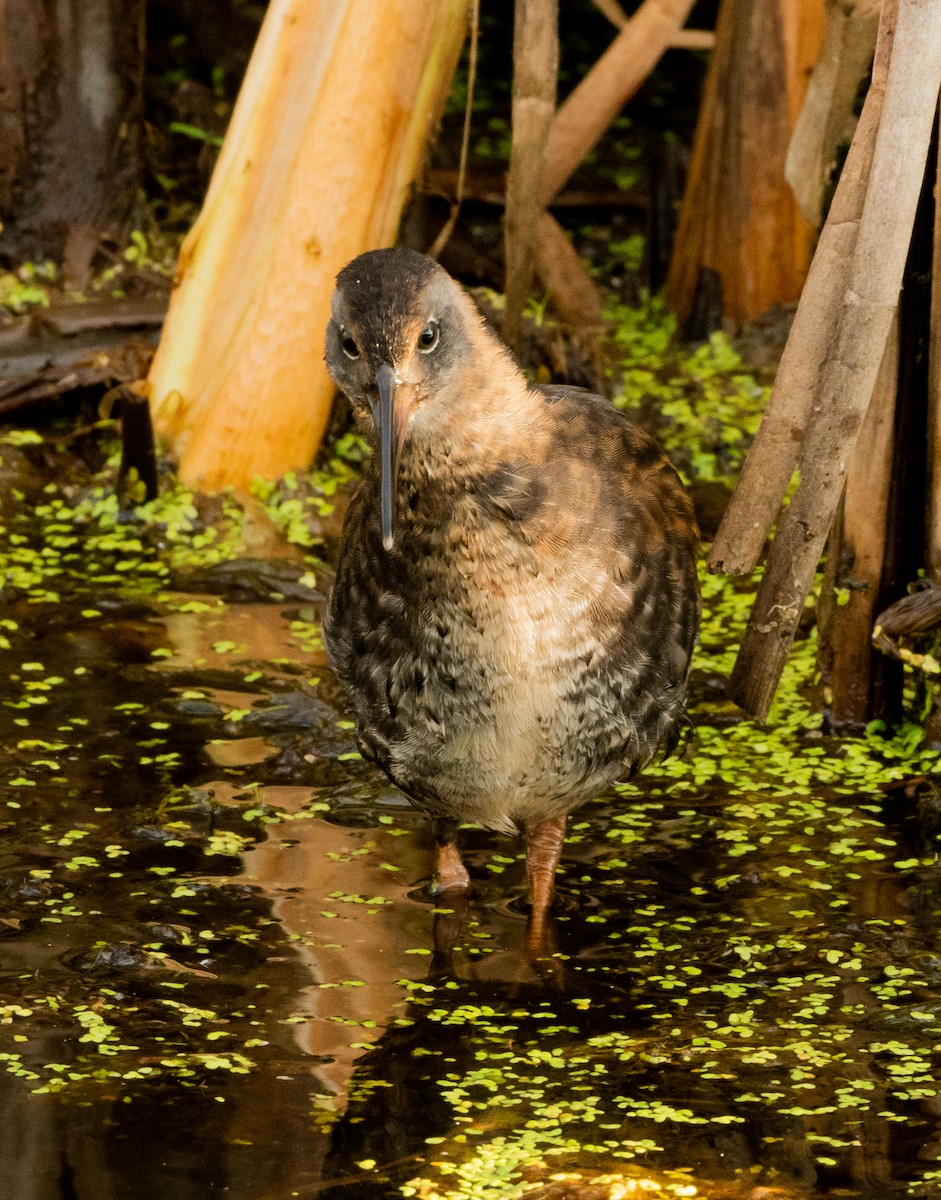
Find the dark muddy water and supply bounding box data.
[2,471,941,1200]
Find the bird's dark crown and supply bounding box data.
[335,247,443,314]
[326,248,468,379]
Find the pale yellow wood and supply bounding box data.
[670,29,716,48]
[590,0,715,46]
[148,0,467,491]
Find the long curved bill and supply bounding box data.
[373,364,415,551]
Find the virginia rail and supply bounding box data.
[324,248,700,944]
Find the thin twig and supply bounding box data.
[591,0,630,28]
[429,0,480,260]
[592,0,714,47]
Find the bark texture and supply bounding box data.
[664,0,825,331]
[725,0,941,719]
[503,0,558,348]
[816,320,899,728]
[0,0,145,267]
[784,0,881,225]
[928,133,941,582]
[708,0,894,576]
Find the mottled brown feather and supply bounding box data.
[324,248,700,837]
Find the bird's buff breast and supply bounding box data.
[365,496,625,831]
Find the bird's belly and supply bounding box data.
[396,723,620,834]
[379,568,626,830]
[328,486,686,832]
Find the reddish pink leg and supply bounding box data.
[523,814,567,955]
[432,819,471,893]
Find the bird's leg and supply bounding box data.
[523,814,567,956]
[431,818,471,894]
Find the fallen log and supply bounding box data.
[0,298,165,378]
[0,299,164,414]
[875,585,941,643]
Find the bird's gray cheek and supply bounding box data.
[407,411,449,461]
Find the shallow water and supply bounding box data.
[2,484,941,1200]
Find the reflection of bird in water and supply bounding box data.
[324,248,700,948]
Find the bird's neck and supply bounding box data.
[404,327,546,477]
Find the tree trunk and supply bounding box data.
[148,0,467,492]
[927,134,941,583]
[664,0,825,331]
[0,0,146,275]
[503,0,558,348]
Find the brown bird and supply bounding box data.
[324,247,699,943]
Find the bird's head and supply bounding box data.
[325,247,474,550]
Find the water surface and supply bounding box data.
[2,459,941,1200]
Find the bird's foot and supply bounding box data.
[431,839,471,894]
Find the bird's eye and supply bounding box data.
[418,321,440,353]
[339,329,360,360]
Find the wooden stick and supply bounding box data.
[591,0,631,27]
[728,0,941,719]
[927,132,941,582]
[429,0,480,261]
[534,212,605,328]
[529,0,695,328]
[540,0,696,205]
[784,0,880,226]
[503,0,558,348]
[423,167,648,209]
[119,386,160,503]
[591,0,715,46]
[671,29,717,49]
[708,0,897,576]
[816,316,899,728]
